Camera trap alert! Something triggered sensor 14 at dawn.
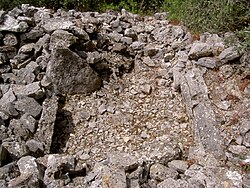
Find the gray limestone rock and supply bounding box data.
[14,96,42,118]
[26,139,44,154]
[168,160,188,173]
[34,34,50,55]
[218,46,241,64]
[70,26,90,41]
[2,140,28,160]
[49,30,77,50]
[180,67,225,159]
[150,163,178,181]
[12,82,44,100]
[107,152,138,171]
[46,48,101,95]
[157,178,189,188]
[102,166,127,188]
[0,15,29,32]
[18,43,35,54]
[243,132,250,147]
[87,51,103,64]
[35,96,58,154]
[196,57,217,69]
[9,158,42,187]
[188,42,213,59]
[3,33,18,46]
[42,18,74,33]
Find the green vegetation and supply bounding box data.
[0,0,249,50]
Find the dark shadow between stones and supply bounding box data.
[50,96,74,154]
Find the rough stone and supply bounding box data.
[196,57,217,69]
[42,18,74,33]
[46,48,101,95]
[49,30,77,50]
[188,42,213,59]
[14,96,42,118]
[12,82,44,99]
[168,160,188,173]
[108,152,138,171]
[0,15,29,32]
[26,139,44,154]
[218,46,241,64]
[150,163,178,181]
[35,96,58,154]
[3,33,18,46]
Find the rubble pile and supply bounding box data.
[0,4,249,187]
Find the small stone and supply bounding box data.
[219,46,241,64]
[98,104,107,115]
[150,163,178,181]
[188,42,212,59]
[26,139,44,154]
[3,33,18,46]
[243,132,250,147]
[123,136,130,143]
[228,145,247,155]
[168,160,188,173]
[14,96,42,118]
[140,84,152,94]
[196,57,217,69]
[143,56,155,67]
[140,131,148,139]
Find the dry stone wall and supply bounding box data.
[0,4,249,188]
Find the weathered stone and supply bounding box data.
[102,166,127,188]
[20,29,44,42]
[87,51,102,64]
[121,36,133,45]
[14,96,42,118]
[42,18,74,33]
[18,43,35,54]
[218,46,241,64]
[108,152,138,171]
[180,67,225,159]
[168,160,188,173]
[0,15,29,32]
[9,118,31,139]
[150,163,178,181]
[26,139,44,154]
[10,159,42,187]
[49,30,77,50]
[124,28,137,40]
[130,41,146,50]
[3,33,18,46]
[143,56,155,67]
[228,145,248,156]
[243,132,250,147]
[172,60,185,90]
[34,34,50,55]
[2,140,28,160]
[35,96,58,154]
[239,120,250,135]
[70,26,90,41]
[157,178,189,188]
[0,88,16,106]
[196,57,218,69]
[46,48,101,95]
[15,67,36,84]
[188,42,213,59]
[12,82,44,99]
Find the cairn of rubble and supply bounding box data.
[0,4,249,188]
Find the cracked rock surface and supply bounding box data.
[0,5,249,188]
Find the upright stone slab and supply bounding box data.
[35,96,58,154]
[46,48,101,95]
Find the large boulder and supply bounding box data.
[46,48,101,95]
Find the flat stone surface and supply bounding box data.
[46,48,101,95]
